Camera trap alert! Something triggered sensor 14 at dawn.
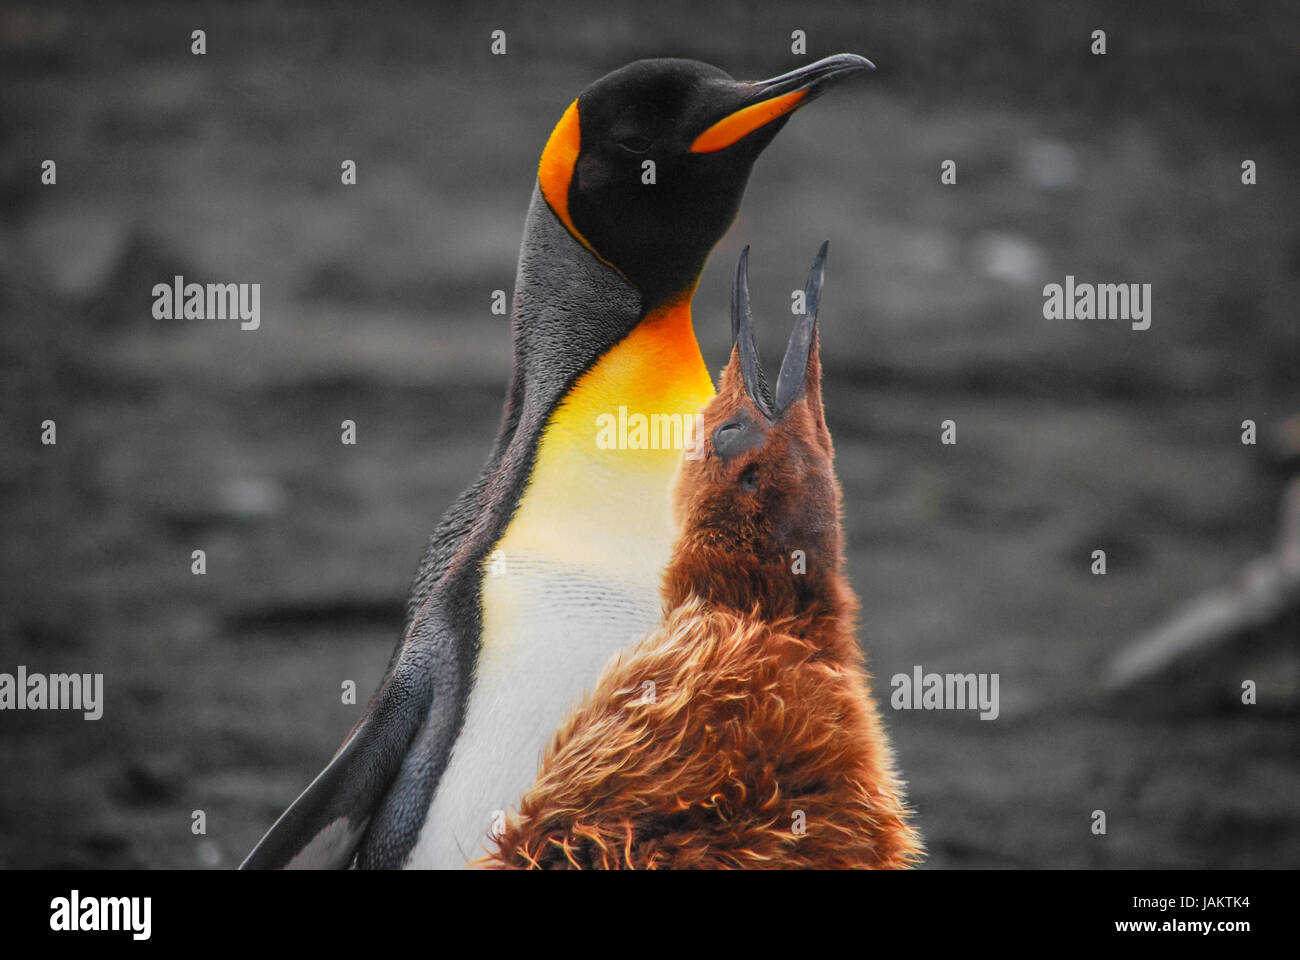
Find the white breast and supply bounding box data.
[405,552,661,868]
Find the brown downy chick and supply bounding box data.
[484,244,922,869]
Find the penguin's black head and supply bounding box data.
[539,55,872,311]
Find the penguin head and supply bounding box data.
[669,243,844,613]
[539,56,872,310]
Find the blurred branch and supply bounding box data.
[1104,474,1300,692]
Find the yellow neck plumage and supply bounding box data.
[494,298,716,578]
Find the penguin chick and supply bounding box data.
[484,243,922,869]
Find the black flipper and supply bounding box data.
[240,608,459,869]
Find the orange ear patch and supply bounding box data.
[689,90,807,154]
[538,99,591,249]
[538,98,624,274]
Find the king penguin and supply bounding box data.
[242,53,873,869]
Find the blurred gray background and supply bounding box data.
[1,0,1297,869]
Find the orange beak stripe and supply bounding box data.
[688,89,808,154]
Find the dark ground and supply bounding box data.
[1,1,1297,869]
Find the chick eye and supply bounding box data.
[714,421,743,446]
[738,464,759,493]
[615,135,653,154]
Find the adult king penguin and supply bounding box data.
[243,53,873,869]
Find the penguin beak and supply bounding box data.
[690,54,875,154]
[731,241,831,421]
[732,245,775,420]
[773,241,828,416]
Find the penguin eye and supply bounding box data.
[738,464,759,493]
[615,135,653,155]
